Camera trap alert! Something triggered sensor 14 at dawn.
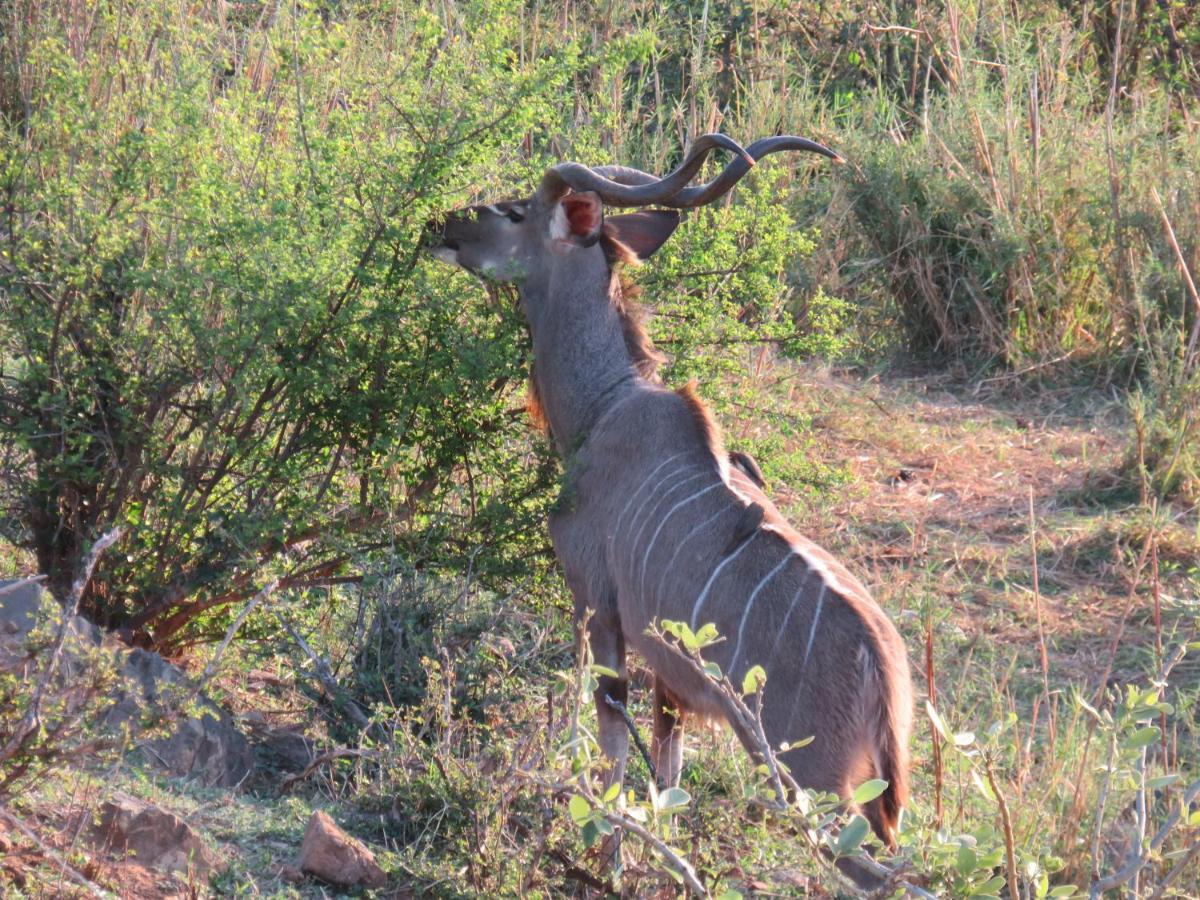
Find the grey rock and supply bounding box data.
[1,578,253,788]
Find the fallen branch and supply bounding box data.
[278,747,378,794]
[275,611,374,735]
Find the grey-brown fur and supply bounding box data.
[426,135,913,852]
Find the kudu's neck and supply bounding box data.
[521,250,641,455]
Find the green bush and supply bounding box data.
[0,0,569,645]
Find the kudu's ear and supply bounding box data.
[552,191,604,247]
[602,210,681,261]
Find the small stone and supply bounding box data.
[296,810,386,889]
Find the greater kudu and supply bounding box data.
[426,135,913,853]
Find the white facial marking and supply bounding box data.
[430,246,460,265]
[690,530,757,631]
[728,551,794,677]
[549,203,570,241]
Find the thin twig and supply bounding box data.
[1147,839,1200,899]
[600,806,707,897]
[1028,487,1054,752]
[603,694,656,783]
[1150,186,1200,365]
[1088,735,1119,887]
[984,754,1021,900]
[1090,777,1200,896]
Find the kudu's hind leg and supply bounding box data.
[651,678,685,789]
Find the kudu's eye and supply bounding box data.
[506,208,525,223]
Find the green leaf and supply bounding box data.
[852,779,889,805]
[1145,774,1180,789]
[657,787,691,811]
[1035,871,1049,897]
[594,817,614,836]
[1048,887,1077,897]
[971,769,996,801]
[953,730,976,747]
[702,661,723,680]
[602,782,621,803]
[568,794,591,824]
[580,819,600,848]
[679,623,700,652]
[926,700,949,739]
[715,891,744,900]
[836,815,870,855]
[956,844,978,876]
[742,665,767,695]
[694,622,720,646]
[974,875,1007,894]
[1122,726,1160,749]
[590,664,619,679]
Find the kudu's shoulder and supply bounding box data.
[582,381,724,463]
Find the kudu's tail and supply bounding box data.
[861,644,912,851]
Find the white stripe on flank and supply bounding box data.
[802,584,827,667]
[689,531,758,631]
[638,482,722,598]
[760,523,862,601]
[623,466,697,566]
[611,452,689,541]
[765,564,815,664]
[653,504,736,620]
[728,551,794,677]
[628,470,709,568]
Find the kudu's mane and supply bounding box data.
[526,234,667,435]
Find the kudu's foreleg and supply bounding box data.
[587,624,628,867]
[651,678,685,790]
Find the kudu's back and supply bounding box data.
[570,383,912,846]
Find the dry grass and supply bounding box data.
[732,358,1198,694]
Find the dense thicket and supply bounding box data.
[1,0,1197,649]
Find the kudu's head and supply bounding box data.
[425,134,843,284]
